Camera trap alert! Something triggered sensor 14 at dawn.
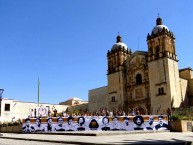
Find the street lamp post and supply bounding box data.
[0,89,4,136]
[0,89,4,99]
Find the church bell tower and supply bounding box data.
[147,17,181,114]
[107,35,131,110]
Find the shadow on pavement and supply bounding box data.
[112,138,193,145]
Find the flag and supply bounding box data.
[38,78,40,107]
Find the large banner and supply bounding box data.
[22,115,168,133]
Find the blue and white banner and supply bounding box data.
[22,115,168,133]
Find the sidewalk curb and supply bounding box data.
[21,130,170,136]
[0,136,94,145]
[0,131,193,145]
[0,136,192,145]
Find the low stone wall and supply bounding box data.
[0,125,22,133]
[169,120,193,132]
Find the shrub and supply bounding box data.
[0,119,22,127]
[171,114,181,121]
[0,122,8,127]
[171,113,193,121]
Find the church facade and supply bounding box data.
[89,17,193,115]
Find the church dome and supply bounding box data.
[152,25,169,34]
[111,35,127,50]
[112,42,127,50]
[152,17,169,34]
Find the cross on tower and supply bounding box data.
[158,13,160,18]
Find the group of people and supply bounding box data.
[29,107,166,120]
[29,108,37,118]
[29,107,58,118]
[62,108,140,117]
[22,114,168,133]
[28,107,131,119]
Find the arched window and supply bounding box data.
[136,74,142,84]
[111,96,116,102]
[158,87,164,95]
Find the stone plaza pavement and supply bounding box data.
[0,131,193,145]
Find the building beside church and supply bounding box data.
[0,89,87,122]
[59,97,88,113]
[89,17,193,115]
[59,97,88,106]
[0,97,69,122]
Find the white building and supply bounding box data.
[0,90,69,122]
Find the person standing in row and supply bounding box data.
[48,109,51,117]
[52,106,57,117]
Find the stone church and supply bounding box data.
[89,17,193,115]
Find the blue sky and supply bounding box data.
[0,0,193,104]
